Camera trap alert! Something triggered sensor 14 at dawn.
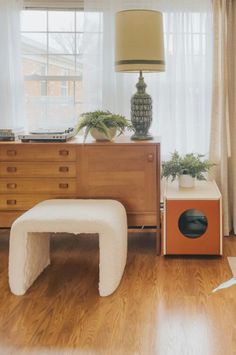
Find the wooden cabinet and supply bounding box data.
[79,144,158,226]
[0,137,160,233]
[163,181,223,255]
[0,143,77,225]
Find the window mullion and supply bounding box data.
[24,75,82,81]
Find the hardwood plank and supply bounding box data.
[0,230,236,354]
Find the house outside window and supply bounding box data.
[21,9,84,130]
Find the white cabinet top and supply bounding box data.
[164,180,221,200]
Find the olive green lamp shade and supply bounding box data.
[115,9,165,140]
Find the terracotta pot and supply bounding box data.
[90,127,117,141]
[179,174,195,188]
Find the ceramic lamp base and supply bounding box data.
[131,71,153,141]
[131,133,153,141]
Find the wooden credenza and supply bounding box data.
[0,136,160,239]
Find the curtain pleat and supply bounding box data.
[0,0,25,129]
[209,0,235,235]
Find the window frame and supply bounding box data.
[21,7,84,107]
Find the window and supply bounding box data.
[21,9,84,130]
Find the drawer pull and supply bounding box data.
[7,199,17,205]
[59,183,69,189]
[147,154,154,162]
[7,150,17,156]
[7,183,17,189]
[7,167,17,173]
[59,150,69,156]
[59,166,69,173]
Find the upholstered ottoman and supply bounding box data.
[9,199,127,297]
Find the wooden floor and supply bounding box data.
[0,230,236,355]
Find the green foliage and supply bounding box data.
[76,110,133,142]
[162,151,215,181]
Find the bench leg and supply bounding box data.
[9,231,50,295]
[98,228,127,297]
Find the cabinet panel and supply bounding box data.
[165,199,221,255]
[128,212,157,226]
[0,211,25,227]
[0,162,76,177]
[79,145,157,215]
[0,145,76,161]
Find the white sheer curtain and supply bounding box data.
[0,0,25,129]
[83,0,213,158]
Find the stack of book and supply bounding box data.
[0,128,23,141]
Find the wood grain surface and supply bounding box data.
[0,230,236,355]
[0,140,160,233]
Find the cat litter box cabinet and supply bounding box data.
[163,181,223,255]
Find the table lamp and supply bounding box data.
[115,9,165,140]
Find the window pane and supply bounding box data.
[49,33,75,54]
[48,81,74,98]
[21,10,46,32]
[76,55,83,76]
[48,11,75,32]
[22,55,47,76]
[75,80,83,103]
[25,80,43,97]
[22,33,47,55]
[48,55,75,75]
[82,12,102,32]
[76,11,84,32]
[191,13,201,32]
[76,34,83,54]
[21,9,83,129]
[83,33,102,54]
[26,96,76,131]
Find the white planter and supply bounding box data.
[90,127,117,141]
[179,174,195,188]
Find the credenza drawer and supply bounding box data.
[0,178,76,194]
[0,195,73,210]
[0,162,76,177]
[0,145,76,161]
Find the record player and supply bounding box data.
[18,127,76,142]
[0,128,24,141]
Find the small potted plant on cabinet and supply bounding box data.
[76,110,133,142]
[161,151,215,188]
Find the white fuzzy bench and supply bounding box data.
[9,199,127,297]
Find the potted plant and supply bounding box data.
[76,110,133,142]
[161,151,215,188]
